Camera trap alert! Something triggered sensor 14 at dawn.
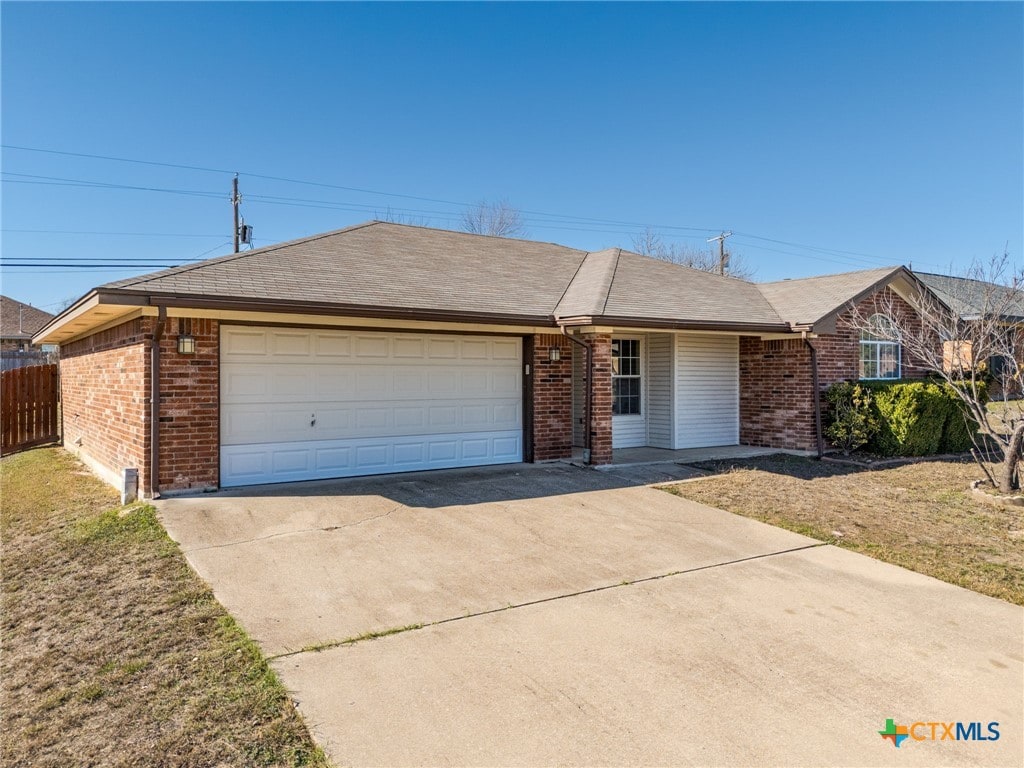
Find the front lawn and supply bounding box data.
[662,455,1024,606]
[0,448,329,767]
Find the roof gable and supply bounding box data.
[758,266,907,328]
[0,295,55,339]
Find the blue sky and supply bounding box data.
[2,1,1022,312]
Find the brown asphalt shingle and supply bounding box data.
[0,296,54,340]
[757,266,903,327]
[93,222,908,331]
[598,250,784,326]
[104,222,588,319]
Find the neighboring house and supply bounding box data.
[915,271,1024,394]
[34,222,938,497]
[1,295,56,371]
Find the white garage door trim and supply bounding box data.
[220,326,523,487]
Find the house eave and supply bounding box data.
[556,314,793,334]
[35,288,565,344]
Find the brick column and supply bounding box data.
[530,334,574,460]
[157,318,220,491]
[583,333,613,465]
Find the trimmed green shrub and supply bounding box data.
[941,380,987,452]
[859,379,984,456]
[864,382,944,455]
[824,382,876,455]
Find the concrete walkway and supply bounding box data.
[158,463,1023,767]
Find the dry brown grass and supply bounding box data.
[1,448,329,767]
[662,454,1024,606]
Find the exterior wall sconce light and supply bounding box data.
[177,334,196,354]
[548,347,561,362]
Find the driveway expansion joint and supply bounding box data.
[267,541,828,661]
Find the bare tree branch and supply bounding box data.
[460,199,528,238]
[374,206,433,228]
[846,252,1024,491]
[630,227,755,280]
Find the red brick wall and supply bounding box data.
[739,336,817,450]
[158,318,219,492]
[820,287,930,385]
[584,333,613,465]
[60,317,151,491]
[530,334,573,460]
[739,288,934,451]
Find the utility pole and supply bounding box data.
[231,174,240,254]
[707,231,733,275]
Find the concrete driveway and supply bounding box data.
[158,463,1023,767]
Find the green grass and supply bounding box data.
[1,448,331,767]
[292,623,426,657]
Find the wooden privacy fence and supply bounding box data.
[1,364,60,455]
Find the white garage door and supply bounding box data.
[220,326,523,487]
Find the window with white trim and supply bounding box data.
[611,338,641,415]
[860,314,901,380]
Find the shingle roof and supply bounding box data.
[0,295,54,339]
[597,249,783,326]
[103,222,589,320]
[915,272,1024,321]
[100,221,788,329]
[757,267,904,327]
[44,222,915,341]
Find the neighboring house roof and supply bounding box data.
[35,221,925,344]
[914,272,1024,322]
[0,295,54,341]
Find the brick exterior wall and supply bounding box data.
[60,317,152,491]
[530,334,573,461]
[816,287,930,386]
[739,337,816,450]
[740,288,932,451]
[583,333,613,465]
[157,318,219,492]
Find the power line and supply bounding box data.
[2,145,724,234]
[3,143,913,270]
[1,144,236,175]
[1,240,235,271]
[1,228,229,238]
[1,172,223,198]
[2,264,190,268]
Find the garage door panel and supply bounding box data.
[220,327,523,486]
[314,370,356,397]
[222,399,522,447]
[270,331,311,356]
[221,430,522,486]
[392,337,425,358]
[223,327,269,356]
[427,338,458,358]
[314,333,353,357]
[460,339,489,359]
[355,336,389,357]
[492,339,520,359]
[492,370,520,395]
[273,371,311,397]
[222,370,268,399]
